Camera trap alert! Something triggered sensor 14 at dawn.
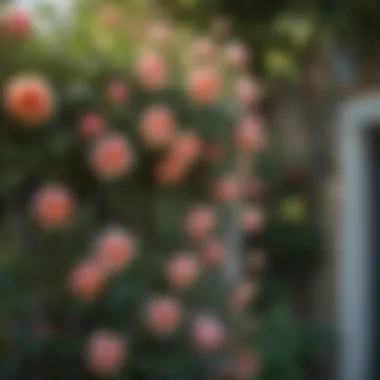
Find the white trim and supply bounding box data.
[339,95,380,380]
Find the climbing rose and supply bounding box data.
[105,80,129,105]
[145,296,183,336]
[140,106,175,148]
[241,206,265,232]
[232,350,260,379]
[188,68,221,104]
[202,240,226,268]
[2,8,31,38]
[170,130,202,164]
[185,206,217,240]
[224,42,249,69]
[86,331,127,376]
[94,226,136,274]
[90,133,134,180]
[68,261,106,301]
[215,176,241,203]
[166,253,200,290]
[4,75,55,126]
[236,116,266,151]
[231,279,258,309]
[135,50,167,91]
[31,184,74,229]
[192,314,225,351]
[235,76,261,107]
[156,155,188,186]
[79,112,106,140]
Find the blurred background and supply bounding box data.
[2,0,378,379]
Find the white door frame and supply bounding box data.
[339,95,380,380]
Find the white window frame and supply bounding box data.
[339,95,380,380]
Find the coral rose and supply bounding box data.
[2,8,31,38]
[4,75,55,126]
[241,207,265,232]
[236,116,266,151]
[231,279,258,309]
[68,261,106,301]
[135,50,167,91]
[79,112,106,140]
[94,226,136,274]
[192,314,225,351]
[215,176,241,203]
[170,130,202,164]
[166,253,200,290]
[187,68,221,104]
[145,296,183,336]
[185,206,217,240]
[232,350,259,379]
[105,80,129,105]
[202,240,226,268]
[140,106,175,148]
[90,133,134,180]
[31,184,74,229]
[86,331,127,376]
[156,155,188,186]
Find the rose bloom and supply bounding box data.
[2,7,31,37]
[192,314,225,351]
[241,206,265,232]
[4,75,55,126]
[215,176,241,203]
[86,331,127,376]
[185,206,217,240]
[155,154,188,186]
[166,253,200,290]
[105,80,129,105]
[135,50,167,91]
[79,112,106,140]
[170,130,202,164]
[94,226,136,274]
[202,240,226,268]
[31,184,74,229]
[224,42,249,69]
[140,106,176,148]
[68,261,106,301]
[90,133,134,180]
[145,296,183,336]
[236,116,266,151]
[231,279,258,309]
[187,68,221,104]
[232,350,259,379]
[235,76,261,107]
